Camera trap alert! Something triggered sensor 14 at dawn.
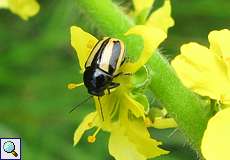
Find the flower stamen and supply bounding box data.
[87,127,101,144]
[67,82,84,90]
[87,135,96,143]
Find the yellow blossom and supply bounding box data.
[70,1,175,159]
[122,25,167,73]
[71,25,168,159]
[171,29,230,105]
[171,29,230,160]
[132,0,154,19]
[131,0,174,33]
[145,0,174,33]
[201,107,230,160]
[0,0,39,20]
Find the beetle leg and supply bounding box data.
[105,83,119,95]
[107,89,111,94]
[121,57,132,66]
[114,72,132,78]
[108,82,120,89]
[120,58,126,66]
[113,72,122,78]
[123,73,132,76]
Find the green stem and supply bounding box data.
[75,0,211,154]
[76,0,134,37]
[148,53,211,151]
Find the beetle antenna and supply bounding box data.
[98,97,104,121]
[69,95,93,113]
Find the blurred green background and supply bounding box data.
[0,0,229,159]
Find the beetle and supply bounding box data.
[83,37,125,96]
[69,37,126,119]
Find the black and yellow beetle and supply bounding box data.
[83,37,125,96]
[70,37,126,119]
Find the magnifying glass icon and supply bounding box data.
[3,141,18,157]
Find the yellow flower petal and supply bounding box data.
[0,0,9,8]
[125,93,145,118]
[70,26,98,70]
[122,25,166,73]
[8,0,40,20]
[127,120,169,158]
[94,95,116,121]
[208,29,230,79]
[145,0,174,33]
[128,129,168,158]
[171,42,230,104]
[208,29,230,58]
[109,126,146,160]
[132,0,154,16]
[201,108,230,160]
[109,121,168,160]
[73,112,97,145]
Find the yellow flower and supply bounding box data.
[171,29,230,160]
[132,0,174,33]
[132,0,154,18]
[145,0,174,33]
[0,0,39,20]
[70,1,175,159]
[71,25,168,160]
[171,29,230,105]
[201,107,230,160]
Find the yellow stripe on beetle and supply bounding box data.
[83,37,126,96]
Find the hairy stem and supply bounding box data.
[148,53,211,151]
[76,0,134,37]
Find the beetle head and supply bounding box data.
[83,68,112,96]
